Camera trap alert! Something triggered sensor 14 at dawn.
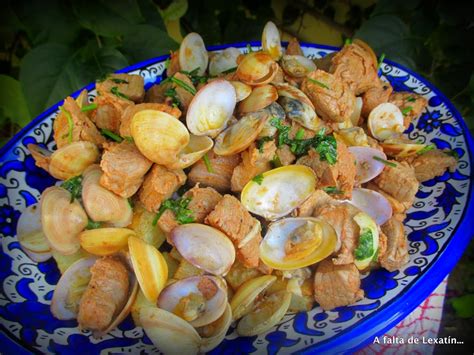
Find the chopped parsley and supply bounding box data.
[323,186,343,194]
[372,156,397,167]
[170,76,197,95]
[377,53,386,70]
[307,77,330,90]
[270,118,338,164]
[406,96,416,102]
[86,220,101,230]
[354,228,375,260]
[110,78,129,84]
[111,86,130,100]
[401,106,413,116]
[164,57,171,69]
[295,128,305,140]
[256,136,274,153]
[180,67,208,86]
[271,154,282,168]
[416,144,436,155]
[61,175,83,202]
[164,87,181,107]
[344,38,352,45]
[202,153,214,173]
[124,136,134,143]
[59,106,74,143]
[153,197,195,226]
[101,129,123,142]
[80,103,98,112]
[252,174,264,185]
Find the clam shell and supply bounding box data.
[179,32,208,76]
[353,212,379,270]
[140,306,201,354]
[278,96,321,131]
[241,165,317,220]
[348,146,387,184]
[209,47,241,76]
[236,52,278,86]
[199,303,232,352]
[131,109,190,166]
[368,102,405,141]
[41,187,88,255]
[166,135,214,170]
[186,79,236,138]
[380,140,430,158]
[280,55,316,78]
[273,83,314,109]
[230,81,252,102]
[262,21,282,60]
[214,109,270,156]
[49,141,99,181]
[260,217,337,270]
[128,203,166,248]
[17,203,51,257]
[158,275,227,327]
[238,84,278,114]
[350,97,363,126]
[171,223,235,276]
[349,188,392,226]
[230,275,276,321]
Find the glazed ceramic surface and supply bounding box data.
[0,42,473,354]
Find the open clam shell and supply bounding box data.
[262,21,282,60]
[280,55,316,78]
[348,146,387,184]
[260,217,337,270]
[186,79,236,138]
[209,47,241,76]
[349,188,392,226]
[17,203,52,262]
[368,102,405,141]
[236,52,278,86]
[49,141,100,181]
[241,165,317,220]
[278,96,321,131]
[179,32,208,76]
[158,275,227,327]
[238,84,278,114]
[166,135,214,170]
[198,303,232,352]
[171,223,235,276]
[353,212,379,270]
[41,187,88,255]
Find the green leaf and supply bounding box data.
[160,0,189,21]
[354,14,417,69]
[9,0,81,45]
[0,75,31,128]
[79,42,130,78]
[450,294,474,318]
[122,24,178,63]
[136,0,167,31]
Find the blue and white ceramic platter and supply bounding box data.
[0,42,473,354]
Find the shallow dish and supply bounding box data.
[0,42,473,354]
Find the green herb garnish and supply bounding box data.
[406,96,416,102]
[377,53,386,70]
[101,129,123,142]
[153,197,195,226]
[124,136,134,143]
[252,173,264,185]
[221,66,237,74]
[417,144,436,155]
[202,153,214,173]
[271,154,282,168]
[257,136,274,153]
[80,103,98,112]
[354,228,375,260]
[171,76,197,95]
[110,78,129,84]
[401,106,413,116]
[164,57,171,69]
[270,118,291,147]
[61,175,83,202]
[323,186,343,194]
[246,43,253,53]
[111,86,130,100]
[59,106,74,143]
[86,220,101,230]
[295,128,305,140]
[307,77,330,90]
[373,155,397,167]
[180,67,208,86]
[164,87,181,107]
[445,149,460,159]
[344,38,352,45]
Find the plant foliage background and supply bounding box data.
[0,0,472,349]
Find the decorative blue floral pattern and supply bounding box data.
[0,43,472,354]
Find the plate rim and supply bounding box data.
[0,41,473,354]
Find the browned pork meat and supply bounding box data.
[302,70,356,123]
[188,151,241,192]
[380,218,409,271]
[231,141,277,192]
[92,91,134,133]
[77,257,129,332]
[296,140,356,199]
[361,80,393,117]
[119,103,181,137]
[205,194,261,268]
[317,202,360,265]
[99,141,153,198]
[313,53,335,73]
[96,73,145,103]
[53,97,105,148]
[292,189,334,217]
[329,39,379,95]
[374,161,419,204]
[276,145,296,166]
[138,164,186,212]
[389,92,427,128]
[157,185,223,234]
[166,50,180,77]
[407,149,457,182]
[286,37,304,56]
[314,260,364,310]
